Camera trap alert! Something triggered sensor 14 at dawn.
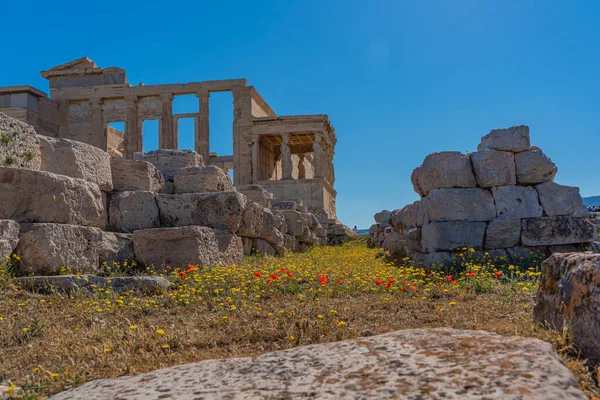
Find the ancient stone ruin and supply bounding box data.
[0,111,333,276]
[370,126,598,265]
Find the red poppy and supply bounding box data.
[451,280,457,285]
[411,285,417,291]
[269,273,280,281]
[384,283,390,289]
[254,272,263,278]
[388,279,395,284]
[336,279,343,283]
[424,268,432,276]
[179,272,185,278]
[401,287,407,292]
[467,272,476,277]
[403,280,409,285]
[280,268,286,272]
[374,279,383,285]
[494,271,502,279]
[435,281,442,286]
[287,273,293,277]
[166,265,171,270]
[445,275,453,281]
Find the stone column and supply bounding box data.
[89,98,107,151]
[58,100,70,139]
[251,133,260,182]
[125,96,139,159]
[159,94,175,149]
[232,87,254,185]
[195,90,210,164]
[313,133,323,178]
[297,153,306,179]
[281,133,293,180]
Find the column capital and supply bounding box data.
[251,133,260,141]
[281,132,290,144]
[195,90,210,99]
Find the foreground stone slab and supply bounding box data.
[133,226,243,269]
[157,192,247,232]
[110,158,164,192]
[477,125,531,152]
[0,167,105,227]
[522,216,596,246]
[411,152,476,196]
[134,149,203,181]
[50,328,586,400]
[423,188,496,222]
[535,253,600,367]
[0,112,41,170]
[16,223,103,274]
[0,220,19,259]
[38,135,113,191]
[421,221,486,252]
[173,165,233,193]
[16,275,170,295]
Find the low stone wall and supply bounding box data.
[370,126,598,265]
[0,113,327,275]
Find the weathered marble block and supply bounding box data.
[421,221,487,252]
[535,181,584,216]
[477,125,530,152]
[411,151,476,196]
[0,112,41,170]
[471,149,516,187]
[236,184,274,208]
[110,158,164,192]
[134,149,203,181]
[485,216,521,249]
[109,191,160,233]
[38,135,113,191]
[133,226,243,269]
[521,216,596,246]
[492,185,543,218]
[423,188,496,222]
[515,148,557,184]
[0,219,20,260]
[173,165,233,194]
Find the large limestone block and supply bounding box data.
[423,188,496,222]
[173,165,233,194]
[37,135,113,191]
[384,227,406,259]
[0,220,19,259]
[251,238,277,257]
[374,210,391,224]
[477,125,530,152]
[0,167,105,227]
[274,213,288,234]
[278,210,305,237]
[421,221,487,252]
[405,228,423,254]
[492,185,543,218]
[109,191,160,233]
[515,148,558,184]
[17,275,170,295]
[133,226,243,269]
[99,232,134,265]
[536,181,584,216]
[534,253,600,367]
[236,184,274,208]
[50,328,586,400]
[157,192,247,233]
[521,216,597,246]
[134,149,203,181]
[0,112,41,170]
[16,223,103,274]
[411,152,476,196]
[470,149,516,187]
[238,200,264,238]
[389,201,419,231]
[485,216,521,249]
[110,158,164,192]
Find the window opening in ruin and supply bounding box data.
[107,121,126,158]
[208,92,234,159]
[177,117,195,151]
[142,119,159,152]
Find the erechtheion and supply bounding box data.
[0,57,338,220]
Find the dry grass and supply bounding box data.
[0,240,598,399]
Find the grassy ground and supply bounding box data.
[0,239,598,399]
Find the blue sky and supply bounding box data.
[1,0,599,228]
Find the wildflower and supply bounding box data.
[317,314,324,319]
[411,285,417,291]
[449,301,457,306]
[5,384,16,394]
[155,329,165,335]
[287,273,293,277]
[384,283,390,289]
[162,344,170,349]
[253,272,262,277]
[374,279,383,285]
[22,327,29,333]
[445,275,453,281]
[388,278,395,284]
[179,272,185,278]
[401,287,407,292]
[166,265,171,269]
[467,272,476,277]
[289,335,295,341]
[494,271,502,279]
[337,321,347,327]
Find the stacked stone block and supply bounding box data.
[0,113,326,275]
[371,126,596,265]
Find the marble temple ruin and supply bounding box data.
[0,57,338,220]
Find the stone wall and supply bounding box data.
[370,126,598,265]
[0,114,326,275]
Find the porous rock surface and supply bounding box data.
[534,253,600,367]
[50,328,586,400]
[0,219,20,259]
[0,112,41,170]
[110,158,164,192]
[16,275,170,295]
[173,165,233,193]
[134,149,203,181]
[37,135,113,191]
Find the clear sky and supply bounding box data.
[1,0,599,228]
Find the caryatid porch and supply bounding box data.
[249,115,337,219]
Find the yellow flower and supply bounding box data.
[162,343,170,349]
[449,302,456,306]
[337,321,347,327]
[317,314,324,319]
[33,367,40,373]
[130,325,137,330]
[289,335,295,341]
[156,329,165,335]
[5,383,17,394]
[22,327,29,333]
